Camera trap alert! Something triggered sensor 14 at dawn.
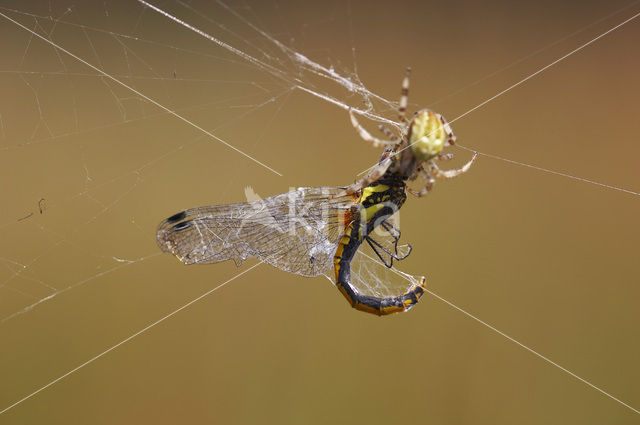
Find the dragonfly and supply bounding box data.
[157,69,476,315]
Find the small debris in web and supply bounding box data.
[38,198,46,214]
[17,212,33,222]
[112,257,134,264]
[17,198,47,221]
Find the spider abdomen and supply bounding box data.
[409,109,452,161]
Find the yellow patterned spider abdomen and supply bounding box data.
[408,109,453,161]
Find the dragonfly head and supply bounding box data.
[408,109,456,161]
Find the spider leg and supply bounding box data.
[377,124,401,145]
[398,67,411,123]
[349,109,396,148]
[332,156,392,198]
[428,151,478,179]
[437,153,454,161]
[407,168,435,197]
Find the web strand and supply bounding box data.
[446,8,640,125]
[0,262,261,416]
[456,144,640,197]
[356,251,639,415]
[138,0,398,127]
[0,11,283,176]
[356,8,640,198]
[0,2,636,419]
[427,0,640,109]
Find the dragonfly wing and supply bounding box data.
[348,242,425,302]
[157,187,356,277]
[349,213,422,306]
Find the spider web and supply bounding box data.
[0,0,639,422]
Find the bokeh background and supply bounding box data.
[0,0,639,424]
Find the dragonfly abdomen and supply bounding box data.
[332,177,424,315]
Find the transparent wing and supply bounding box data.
[349,243,425,300]
[326,211,425,302]
[156,187,357,277]
[323,243,425,303]
[353,212,423,299]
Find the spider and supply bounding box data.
[157,68,478,315]
[336,67,477,199]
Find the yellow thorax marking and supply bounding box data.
[360,184,390,224]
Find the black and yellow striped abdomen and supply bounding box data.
[333,174,426,315]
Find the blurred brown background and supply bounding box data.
[0,0,639,424]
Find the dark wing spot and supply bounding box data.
[172,221,191,231]
[166,211,187,223]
